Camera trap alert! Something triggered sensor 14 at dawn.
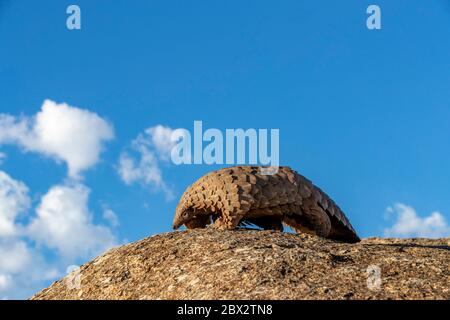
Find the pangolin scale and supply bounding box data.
[173,166,360,243]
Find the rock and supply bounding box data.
[30,229,450,300]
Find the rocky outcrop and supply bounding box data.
[31,229,449,300]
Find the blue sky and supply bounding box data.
[0,0,449,298]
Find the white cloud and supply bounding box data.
[0,274,12,292]
[0,99,114,179]
[27,183,117,260]
[0,172,57,299]
[0,176,116,299]
[0,171,30,237]
[0,240,32,274]
[384,203,450,238]
[118,148,163,186]
[117,125,175,199]
[103,208,119,227]
[0,239,59,299]
[145,125,176,160]
[0,100,118,299]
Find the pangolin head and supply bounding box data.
[172,191,194,229]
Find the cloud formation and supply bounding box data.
[28,183,117,260]
[0,171,30,237]
[0,99,118,298]
[0,171,60,299]
[102,208,120,227]
[0,238,58,299]
[145,125,176,160]
[0,170,117,298]
[384,203,450,238]
[118,147,164,186]
[117,125,175,199]
[0,240,32,274]
[0,99,114,178]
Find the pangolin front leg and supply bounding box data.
[213,208,248,230]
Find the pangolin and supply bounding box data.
[172,166,360,243]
